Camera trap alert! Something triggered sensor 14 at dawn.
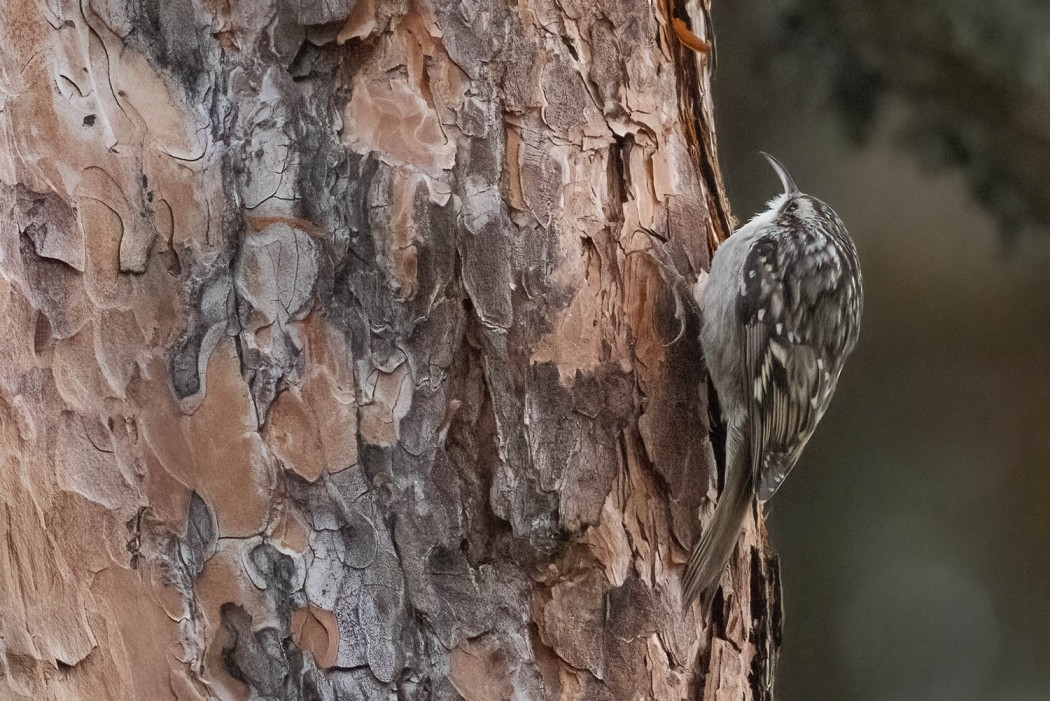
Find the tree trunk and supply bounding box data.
[0,1,780,699]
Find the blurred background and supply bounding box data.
[712,1,1050,699]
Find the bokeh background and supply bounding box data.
[712,2,1050,699]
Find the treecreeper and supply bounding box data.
[683,153,864,610]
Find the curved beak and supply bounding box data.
[760,152,798,196]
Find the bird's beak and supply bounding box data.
[760,152,798,196]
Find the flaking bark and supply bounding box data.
[0,1,779,699]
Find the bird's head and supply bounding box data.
[760,152,844,233]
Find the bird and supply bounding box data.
[682,153,863,611]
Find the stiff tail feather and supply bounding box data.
[681,440,754,610]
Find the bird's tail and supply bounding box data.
[681,437,754,611]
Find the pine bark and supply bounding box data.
[0,1,779,699]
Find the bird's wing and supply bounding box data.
[739,234,837,501]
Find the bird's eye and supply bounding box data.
[786,202,799,213]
